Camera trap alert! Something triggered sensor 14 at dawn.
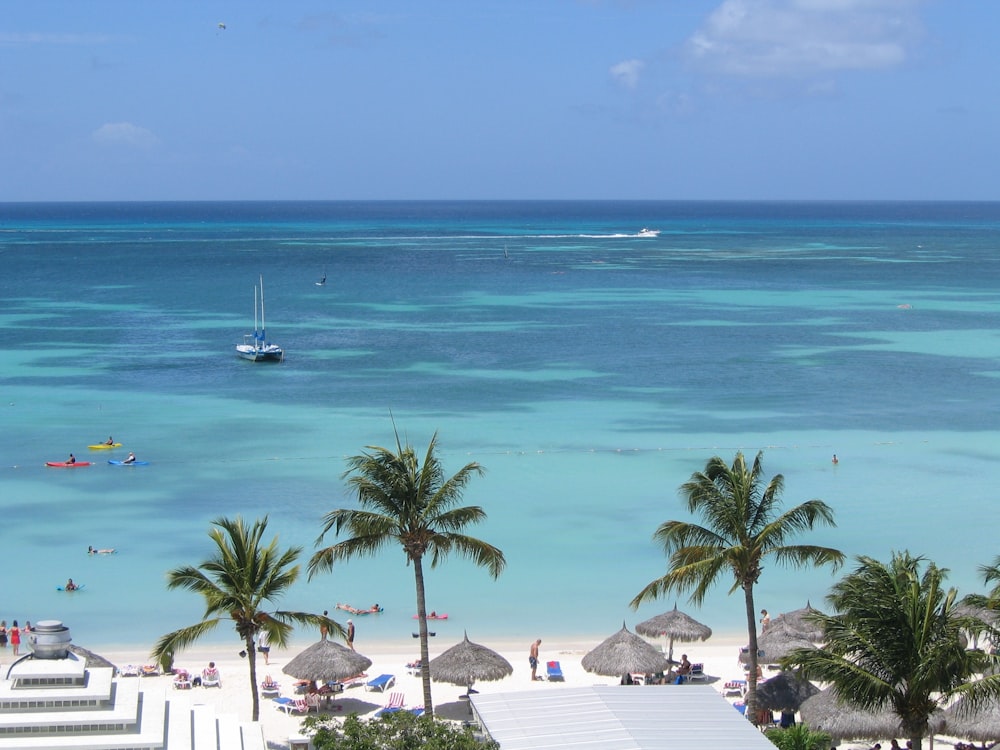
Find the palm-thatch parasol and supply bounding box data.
[771,602,825,642]
[755,670,819,711]
[635,604,712,663]
[429,633,513,691]
[799,687,945,742]
[68,645,117,671]
[740,621,816,666]
[282,640,372,683]
[582,624,670,678]
[954,602,998,651]
[945,695,1000,742]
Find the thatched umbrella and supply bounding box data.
[771,602,825,642]
[582,624,670,678]
[739,622,816,667]
[635,604,712,663]
[954,603,998,651]
[755,670,819,711]
[800,687,945,742]
[429,633,513,691]
[282,640,372,683]
[945,696,1000,742]
[68,645,117,671]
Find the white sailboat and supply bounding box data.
[236,275,283,362]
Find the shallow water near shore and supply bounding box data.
[2,200,1000,652]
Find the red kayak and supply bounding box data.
[46,461,91,468]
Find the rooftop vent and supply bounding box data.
[28,620,72,660]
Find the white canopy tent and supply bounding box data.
[470,685,775,750]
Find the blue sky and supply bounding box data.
[2,1,996,201]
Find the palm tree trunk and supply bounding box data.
[413,554,434,716]
[744,582,761,724]
[248,633,260,722]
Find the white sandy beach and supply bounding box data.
[86,634,924,750]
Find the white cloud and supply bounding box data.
[92,122,159,148]
[610,59,645,89]
[684,0,924,77]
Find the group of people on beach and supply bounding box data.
[0,620,29,656]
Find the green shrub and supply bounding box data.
[765,723,832,750]
[303,710,499,750]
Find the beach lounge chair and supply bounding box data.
[723,679,747,698]
[202,666,222,688]
[260,676,280,698]
[173,669,192,689]
[375,692,406,716]
[366,673,396,692]
[340,672,368,689]
[274,697,309,715]
[688,663,706,681]
[546,661,565,681]
[118,664,140,678]
[141,664,160,677]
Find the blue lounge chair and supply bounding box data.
[546,661,565,681]
[366,673,396,692]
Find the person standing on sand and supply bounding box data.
[760,609,771,632]
[320,610,329,640]
[346,619,355,650]
[529,639,541,681]
[257,629,270,665]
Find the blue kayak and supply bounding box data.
[108,460,149,466]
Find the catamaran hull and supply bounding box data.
[236,344,283,362]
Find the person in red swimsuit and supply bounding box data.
[10,620,20,656]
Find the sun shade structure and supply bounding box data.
[581,624,670,677]
[755,670,820,711]
[771,602,825,642]
[429,633,513,690]
[282,639,373,683]
[471,685,777,750]
[635,605,712,663]
[67,645,118,672]
[800,687,946,742]
[945,696,1000,742]
[740,621,816,666]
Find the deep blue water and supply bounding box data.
[2,201,1000,652]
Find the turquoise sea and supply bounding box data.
[2,200,1000,652]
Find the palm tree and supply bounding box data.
[629,450,844,721]
[308,428,505,717]
[784,552,1000,750]
[152,516,339,721]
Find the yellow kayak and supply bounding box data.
[88,443,122,450]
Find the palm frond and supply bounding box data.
[151,619,222,661]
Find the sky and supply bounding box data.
[1,0,997,201]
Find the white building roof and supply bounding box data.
[470,685,776,750]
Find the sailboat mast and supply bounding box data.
[259,274,266,341]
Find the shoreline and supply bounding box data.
[72,626,754,662]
